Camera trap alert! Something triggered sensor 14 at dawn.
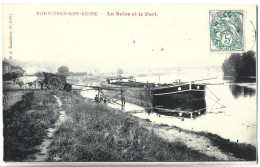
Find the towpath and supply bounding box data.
[26,95,67,162]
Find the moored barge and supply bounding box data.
[101,76,206,112]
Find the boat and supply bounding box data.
[101,76,206,112]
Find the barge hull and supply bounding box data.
[153,90,206,110]
[101,82,206,111]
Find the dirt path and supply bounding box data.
[146,125,240,161]
[26,95,67,162]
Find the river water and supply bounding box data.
[79,71,257,146]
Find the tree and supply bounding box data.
[117,68,123,75]
[58,66,69,76]
[3,72,18,81]
[3,59,10,66]
[241,50,256,76]
[222,50,256,77]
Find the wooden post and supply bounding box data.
[35,79,38,89]
[120,90,125,107]
[189,112,193,118]
[98,88,101,100]
[121,90,122,107]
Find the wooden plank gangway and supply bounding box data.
[72,84,150,91]
[89,85,124,91]
[72,84,127,107]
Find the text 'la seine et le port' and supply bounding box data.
[107,12,158,16]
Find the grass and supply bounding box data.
[3,90,59,161]
[47,91,217,161]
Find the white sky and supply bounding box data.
[2,4,257,72]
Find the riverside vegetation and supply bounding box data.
[222,50,256,78]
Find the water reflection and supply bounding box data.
[229,85,256,99]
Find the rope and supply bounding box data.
[206,94,226,108]
[206,97,226,111]
[206,85,220,100]
[205,85,226,109]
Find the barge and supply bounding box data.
[101,76,206,113]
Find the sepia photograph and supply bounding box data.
[1,3,257,164]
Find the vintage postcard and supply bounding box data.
[1,4,257,164]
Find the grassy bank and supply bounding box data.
[3,90,59,161]
[163,126,257,161]
[196,131,256,161]
[47,91,217,161]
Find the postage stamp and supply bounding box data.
[209,10,244,52]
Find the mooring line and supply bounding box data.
[206,85,220,100]
[205,85,226,108]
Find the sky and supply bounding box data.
[2,4,257,73]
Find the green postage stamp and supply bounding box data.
[209,10,244,52]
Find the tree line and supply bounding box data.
[222,50,256,77]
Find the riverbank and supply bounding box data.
[3,90,257,162]
[47,91,217,161]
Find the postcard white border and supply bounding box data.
[0,0,259,167]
